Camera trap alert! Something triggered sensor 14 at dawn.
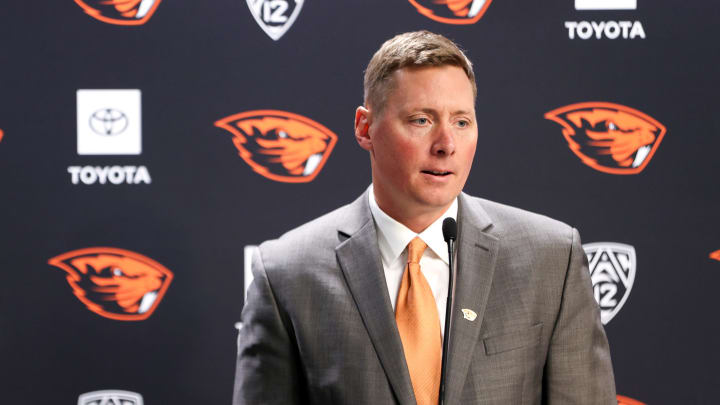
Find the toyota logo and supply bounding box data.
[89,108,129,136]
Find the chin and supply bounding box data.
[414,192,457,210]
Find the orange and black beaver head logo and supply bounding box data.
[545,102,666,175]
[408,0,493,24]
[74,0,162,25]
[48,247,173,321]
[215,110,337,183]
[711,249,720,262]
[617,395,646,405]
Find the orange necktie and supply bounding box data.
[395,237,442,405]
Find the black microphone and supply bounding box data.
[440,217,457,405]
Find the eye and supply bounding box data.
[456,120,470,128]
[113,268,124,276]
[608,122,618,130]
[412,117,429,125]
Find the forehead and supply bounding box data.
[385,65,475,111]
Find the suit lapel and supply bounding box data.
[335,192,415,405]
[445,193,499,404]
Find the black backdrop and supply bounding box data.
[1,1,719,403]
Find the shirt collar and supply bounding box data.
[368,185,458,267]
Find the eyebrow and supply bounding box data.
[413,108,474,116]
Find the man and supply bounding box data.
[233,31,616,404]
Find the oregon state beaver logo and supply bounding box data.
[49,247,173,321]
[617,395,646,405]
[545,102,666,174]
[215,110,337,183]
[711,249,720,262]
[583,242,636,325]
[74,0,162,25]
[408,0,493,24]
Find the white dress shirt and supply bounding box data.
[368,186,456,340]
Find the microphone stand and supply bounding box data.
[440,218,456,405]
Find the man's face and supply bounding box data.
[355,65,477,224]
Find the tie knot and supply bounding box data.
[407,237,427,264]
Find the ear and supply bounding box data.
[354,106,372,152]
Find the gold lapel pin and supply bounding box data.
[461,308,477,321]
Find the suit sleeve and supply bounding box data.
[543,228,617,404]
[232,247,306,405]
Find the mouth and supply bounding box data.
[421,170,452,177]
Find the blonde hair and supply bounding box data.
[363,30,476,113]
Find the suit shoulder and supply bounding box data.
[468,195,575,245]
[256,198,366,268]
[282,201,359,242]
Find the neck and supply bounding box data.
[392,210,448,234]
[374,196,452,234]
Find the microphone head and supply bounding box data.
[442,217,457,242]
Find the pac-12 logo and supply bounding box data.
[235,244,259,332]
[49,247,173,321]
[583,242,636,324]
[215,110,337,183]
[78,390,144,405]
[408,0,493,24]
[545,102,666,175]
[74,0,162,25]
[247,0,304,40]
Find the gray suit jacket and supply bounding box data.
[233,191,616,404]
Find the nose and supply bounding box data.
[431,124,455,156]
